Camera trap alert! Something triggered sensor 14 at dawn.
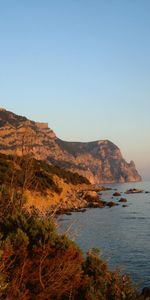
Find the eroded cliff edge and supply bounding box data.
[0,108,142,184]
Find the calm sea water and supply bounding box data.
[58,181,150,288]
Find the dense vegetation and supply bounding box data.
[38,159,90,185]
[0,187,140,299]
[0,154,141,299]
[0,153,89,195]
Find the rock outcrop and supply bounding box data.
[0,108,142,184]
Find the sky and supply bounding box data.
[0,0,150,180]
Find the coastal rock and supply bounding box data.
[106,201,117,207]
[83,191,99,202]
[0,109,142,184]
[113,192,121,197]
[119,198,127,203]
[88,200,106,208]
[125,188,143,194]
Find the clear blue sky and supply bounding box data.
[0,1,150,179]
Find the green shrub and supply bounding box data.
[0,153,89,196]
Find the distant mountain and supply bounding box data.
[0,108,141,184]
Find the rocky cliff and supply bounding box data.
[0,108,141,184]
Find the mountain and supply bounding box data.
[0,108,141,184]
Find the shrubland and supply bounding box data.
[0,153,90,194]
[0,154,140,299]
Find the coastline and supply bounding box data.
[58,181,150,290]
[55,183,147,216]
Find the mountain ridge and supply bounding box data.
[0,108,142,183]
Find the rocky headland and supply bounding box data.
[0,108,141,184]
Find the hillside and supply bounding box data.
[0,186,139,300]
[0,153,92,212]
[0,108,141,183]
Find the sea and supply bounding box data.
[58,181,150,289]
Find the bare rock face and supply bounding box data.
[0,109,142,184]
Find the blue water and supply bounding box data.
[58,181,150,288]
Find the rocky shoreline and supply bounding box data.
[53,185,110,215]
[54,186,149,216]
[53,185,125,215]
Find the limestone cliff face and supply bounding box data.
[0,108,142,184]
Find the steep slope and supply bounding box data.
[0,108,141,183]
[0,152,91,212]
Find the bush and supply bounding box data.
[0,206,83,299]
[77,249,138,300]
